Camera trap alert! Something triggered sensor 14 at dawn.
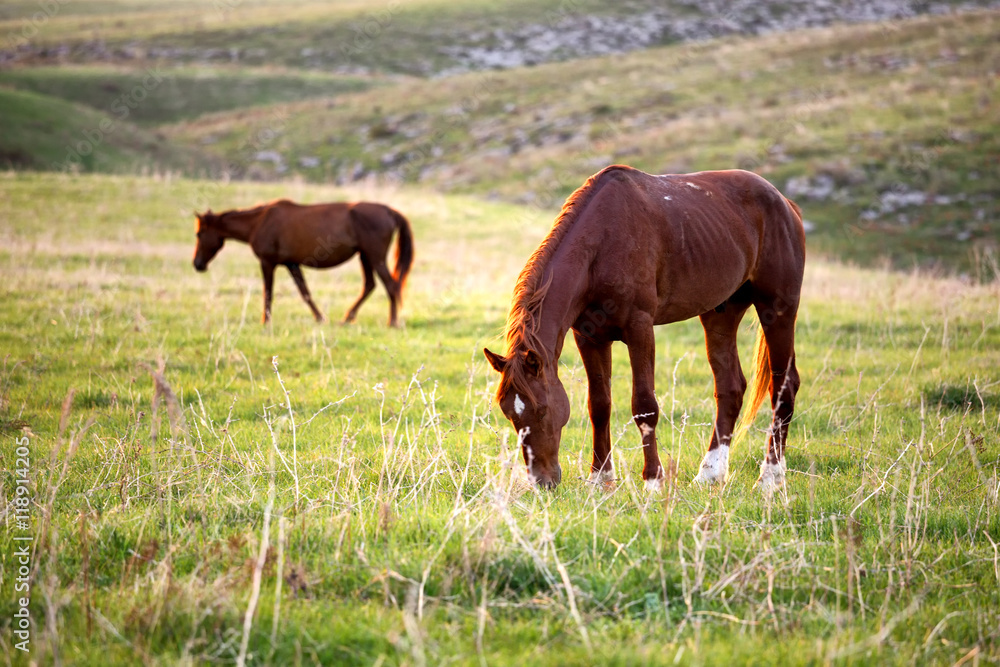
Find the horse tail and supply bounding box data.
[733,325,771,448]
[389,208,414,300]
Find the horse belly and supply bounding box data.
[653,279,744,324]
[292,224,358,268]
[653,232,753,323]
[303,245,356,268]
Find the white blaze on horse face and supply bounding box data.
[514,394,525,416]
[692,444,730,485]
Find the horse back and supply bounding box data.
[580,167,804,324]
[250,201,359,268]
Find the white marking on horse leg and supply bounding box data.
[587,467,615,485]
[756,458,786,496]
[644,476,664,493]
[639,422,654,437]
[692,444,730,485]
[514,394,525,416]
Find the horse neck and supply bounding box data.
[516,240,593,364]
[215,209,261,242]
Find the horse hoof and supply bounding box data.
[692,444,729,485]
[643,477,664,493]
[755,460,786,496]
[586,468,615,487]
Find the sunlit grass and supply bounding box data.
[1,172,998,664]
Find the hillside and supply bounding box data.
[0,87,210,172]
[1,5,997,274]
[3,0,997,75]
[0,65,381,125]
[165,10,1000,274]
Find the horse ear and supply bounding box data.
[522,349,542,376]
[483,348,508,373]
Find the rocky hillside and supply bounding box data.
[3,0,998,76]
[436,0,1000,75]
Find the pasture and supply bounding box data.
[1,171,998,665]
[2,0,1000,664]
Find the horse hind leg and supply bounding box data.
[287,263,325,322]
[343,254,376,324]
[693,302,750,485]
[372,260,401,328]
[754,296,801,494]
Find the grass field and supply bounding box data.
[2,2,1000,664]
[1,171,998,665]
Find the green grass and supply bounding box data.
[0,87,211,172]
[1,171,998,664]
[0,65,381,125]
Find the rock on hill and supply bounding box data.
[3,0,999,75]
[437,0,1000,75]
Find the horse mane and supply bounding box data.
[497,165,629,403]
[220,199,290,220]
[202,199,290,230]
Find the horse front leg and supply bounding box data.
[694,306,750,485]
[260,260,275,324]
[574,332,614,484]
[287,263,325,322]
[624,317,664,491]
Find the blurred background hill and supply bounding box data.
[1,0,997,275]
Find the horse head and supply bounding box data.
[193,210,225,272]
[484,347,570,488]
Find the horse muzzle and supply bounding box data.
[530,463,562,489]
[193,259,207,272]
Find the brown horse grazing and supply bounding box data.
[193,199,413,326]
[484,165,805,492]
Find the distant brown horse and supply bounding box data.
[193,199,413,326]
[484,166,805,492]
